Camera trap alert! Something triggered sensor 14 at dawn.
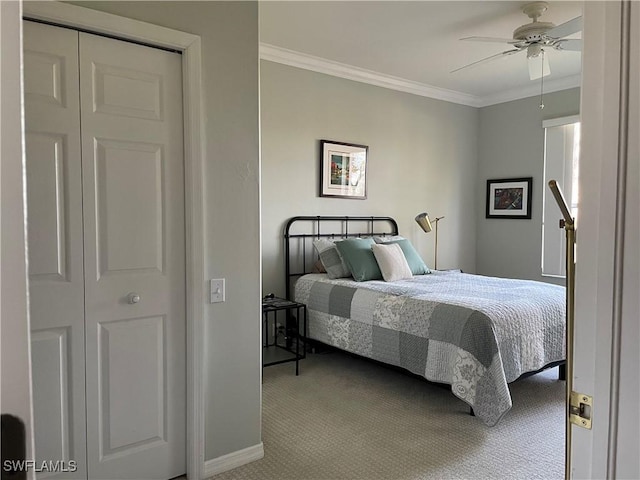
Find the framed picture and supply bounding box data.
[486,177,533,219]
[320,140,368,199]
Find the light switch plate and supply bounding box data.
[210,278,225,303]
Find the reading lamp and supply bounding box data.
[548,179,576,478]
[415,212,444,270]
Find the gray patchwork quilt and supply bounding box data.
[295,271,566,426]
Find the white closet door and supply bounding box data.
[78,32,186,479]
[24,21,87,480]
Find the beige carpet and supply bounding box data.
[213,350,565,480]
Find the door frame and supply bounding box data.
[1,2,36,477]
[22,3,206,479]
[571,0,639,477]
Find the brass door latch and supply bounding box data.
[570,391,593,429]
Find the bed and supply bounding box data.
[284,216,566,426]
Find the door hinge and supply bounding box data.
[569,391,593,429]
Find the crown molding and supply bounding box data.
[259,43,581,109]
[260,43,482,108]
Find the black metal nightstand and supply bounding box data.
[262,296,307,375]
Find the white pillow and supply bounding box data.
[371,243,413,282]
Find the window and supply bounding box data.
[542,115,580,277]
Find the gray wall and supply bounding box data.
[261,61,479,297]
[73,1,261,461]
[476,88,580,284]
[260,62,580,295]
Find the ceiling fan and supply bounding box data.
[452,1,582,80]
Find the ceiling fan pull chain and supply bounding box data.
[539,49,545,109]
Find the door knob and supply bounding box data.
[127,292,141,304]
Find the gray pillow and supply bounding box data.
[312,239,351,279]
[378,238,431,275]
[335,237,382,282]
[373,235,405,244]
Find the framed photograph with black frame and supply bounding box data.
[486,177,533,219]
[320,140,368,199]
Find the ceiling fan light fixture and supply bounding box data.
[527,43,542,59]
[528,50,550,80]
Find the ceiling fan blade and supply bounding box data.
[554,38,582,52]
[451,49,522,74]
[545,16,582,39]
[460,36,520,44]
[528,53,551,80]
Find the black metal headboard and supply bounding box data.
[284,216,399,300]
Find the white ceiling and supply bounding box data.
[259,1,583,106]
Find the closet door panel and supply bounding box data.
[79,32,186,480]
[93,139,164,275]
[24,21,87,480]
[25,22,186,480]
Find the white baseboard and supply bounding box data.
[202,442,264,478]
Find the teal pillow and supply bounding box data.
[335,238,382,282]
[380,239,430,275]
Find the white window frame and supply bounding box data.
[542,114,581,278]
